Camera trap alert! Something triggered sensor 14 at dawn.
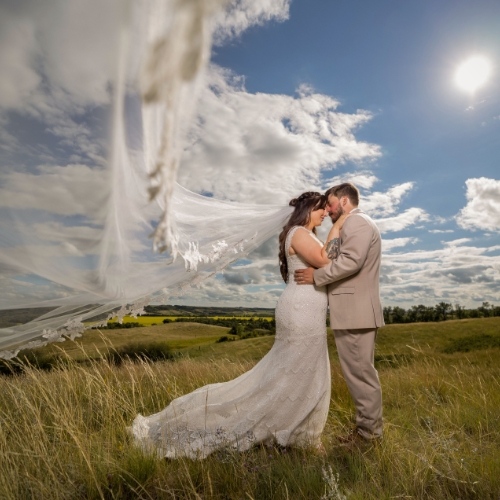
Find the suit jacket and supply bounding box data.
[314,208,385,330]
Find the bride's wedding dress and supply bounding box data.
[130,226,330,458]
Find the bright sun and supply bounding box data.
[455,56,492,93]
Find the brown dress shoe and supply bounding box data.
[337,430,382,448]
[336,431,371,448]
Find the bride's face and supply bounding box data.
[310,207,327,227]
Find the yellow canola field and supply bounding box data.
[107,315,274,326]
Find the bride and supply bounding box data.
[130,191,346,458]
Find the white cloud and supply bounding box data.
[213,0,291,44]
[429,229,454,234]
[31,222,148,254]
[456,177,500,233]
[0,0,292,115]
[223,266,263,285]
[0,115,19,154]
[380,241,500,307]
[0,274,77,306]
[178,67,381,204]
[322,171,379,191]
[362,182,414,217]
[0,0,122,114]
[382,237,419,252]
[374,207,428,233]
[0,164,108,217]
[442,238,471,247]
[0,0,295,160]
[0,13,40,109]
[169,276,281,306]
[0,1,124,159]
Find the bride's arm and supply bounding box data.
[322,216,347,261]
[291,215,347,268]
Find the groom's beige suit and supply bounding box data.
[314,207,384,439]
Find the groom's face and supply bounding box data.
[327,195,344,222]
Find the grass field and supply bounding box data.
[47,322,231,359]
[0,317,499,499]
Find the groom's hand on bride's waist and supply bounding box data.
[294,267,315,285]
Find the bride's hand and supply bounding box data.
[333,213,349,231]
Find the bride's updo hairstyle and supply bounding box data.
[278,192,326,282]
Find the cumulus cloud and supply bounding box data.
[380,240,500,307]
[322,171,379,191]
[382,237,419,252]
[213,0,291,44]
[363,182,414,217]
[0,164,108,217]
[456,177,500,233]
[0,0,126,160]
[178,67,381,204]
[223,266,263,285]
[0,0,123,114]
[0,0,292,113]
[374,207,428,233]
[170,276,281,306]
[0,0,290,157]
[430,265,492,285]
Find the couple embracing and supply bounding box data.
[131,182,384,458]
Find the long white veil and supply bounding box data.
[0,0,293,359]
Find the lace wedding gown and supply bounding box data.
[130,226,330,458]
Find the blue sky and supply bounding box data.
[0,0,499,311]
[213,0,500,218]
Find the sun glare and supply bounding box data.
[455,56,492,93]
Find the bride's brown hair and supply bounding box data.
[278,192,326,283]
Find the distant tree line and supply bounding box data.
[165,316,276,333]
[142,304,274,317]
[383,302,500,324]
[92,322,143,330]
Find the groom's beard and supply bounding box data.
[329,205,344,223]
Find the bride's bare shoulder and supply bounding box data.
[289,227,314,255]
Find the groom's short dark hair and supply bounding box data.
[325,183,360,206]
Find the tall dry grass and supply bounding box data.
[0,340,499,499]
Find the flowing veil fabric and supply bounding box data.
[0,0,293,358]
[0,184,293,358]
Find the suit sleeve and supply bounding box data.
[313,216,372,287]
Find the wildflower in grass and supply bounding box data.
[321,464,349,500]
[213,427,239,464]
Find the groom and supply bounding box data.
[294,182,384,442]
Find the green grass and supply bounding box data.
[35,322,230,361]
[443,333,500,353]
[0,317,499,499]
